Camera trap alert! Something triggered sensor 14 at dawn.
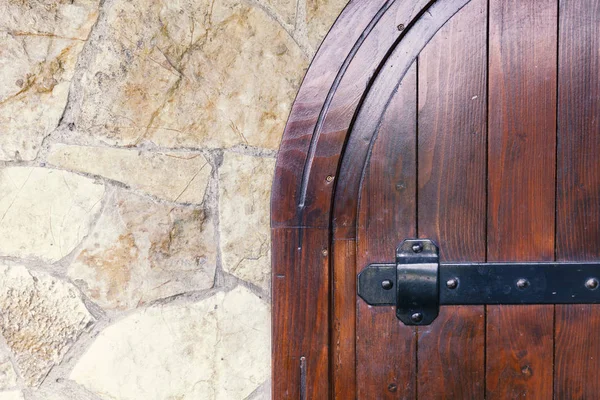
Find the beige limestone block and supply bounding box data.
[69,190,216,310]
[0,264,94,387]
[72,0,308,150]
[71,286,270,400]
[48,144,211,204]
[0,391,23,400]
[0,1,100,161]
[265,0,297,25]
[0,167,105,262]
[306,0,349,49]
[0,359,17,391]
[219,152,274,292]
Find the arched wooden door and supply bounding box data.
[271,0,600,398]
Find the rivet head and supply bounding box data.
[395,181,406,191]
[411,243,423,253]
[381,279,393,290]
[585,278,599,290]
[516,278,530,290]
[446,278,459,290]
[411,312,424,323]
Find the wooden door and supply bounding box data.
[271,0,600,398]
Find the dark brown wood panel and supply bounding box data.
[416,0,487,397]
[555,0,600,397]
[356,64,418,400]
[333,0,471,239]
[332,239,357,399]
[272,228,329,399]
[486,0,558,398]
[271,0,389,226]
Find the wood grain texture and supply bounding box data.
[331,239,357,399]
[272,1,434,397]
[554,0,600,397]
[486,0,558,398]
[334,0,470,239]
[271,0,389,226]
[356,64,418,400]
[416,0,487,398]
[273,0,430,228]
[272,228,330,399]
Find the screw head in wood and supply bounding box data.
[411,243,423,253]
[516,278,530,290]
[446,278,459,290]
[411,312,424,323]
[326,175,334,183]
[381,279,393,290]
[585,278,599,290]
[397,24,405,31]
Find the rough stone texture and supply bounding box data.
[71,286,270,400]
[69,0,309,150]
[266,0,297,25]
[69,190,217,310]
[48,144,211,204]
[219,152,274,292]
[0,167,105,262]
[0,0,100,161]
[0,0,343,396]
[306,0,348,49]
[0,358,17,391]
[0,264,94,387]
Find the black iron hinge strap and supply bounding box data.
[357,239,600,326]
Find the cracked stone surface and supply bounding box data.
[219,152,274,292]
[0,0,347,397]
[0,167,105,262]
[69,190,217,310]
[69,0,308,150]
[71,286,270,400]
[0,0,100,161]
[0,263,94,387]
[48,144,211,204]
[265,0,297,25]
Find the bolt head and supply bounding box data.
[516,278,530,290]
[446,278,459,290]
[411,312,424,323]
[381,279,393,290]
[411,243,423,253]
[586,278,599,290]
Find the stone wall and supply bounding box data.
[0,0,346,398]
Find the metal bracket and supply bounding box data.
[395,239,439,325]
[357,239,600,326]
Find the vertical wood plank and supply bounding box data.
[356,65,417,399]
[332,239,356,399]
[272,228,329,399]
[554,0,600,397]
[416,0,487,398]
[486,1,558,398]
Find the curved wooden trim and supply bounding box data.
[271,0,472,397]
